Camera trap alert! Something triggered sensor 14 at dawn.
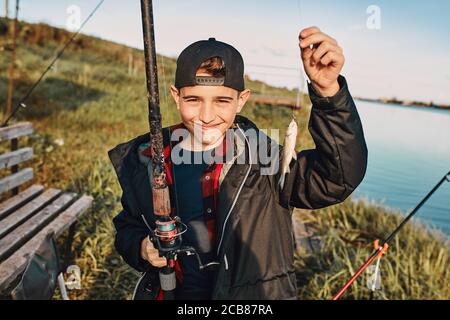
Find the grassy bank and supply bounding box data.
[0,19,448,300]
[294,201,449,299]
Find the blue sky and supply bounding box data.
[11,0,450,104]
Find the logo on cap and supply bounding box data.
[195,76,225,86]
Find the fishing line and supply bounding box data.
[296,0,307,101]
[2,0,106,127]
[295,0,307,114]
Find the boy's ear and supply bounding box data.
[170,85,181,109]
[237,89,251,113]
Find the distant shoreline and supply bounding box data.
[354,97,450,111]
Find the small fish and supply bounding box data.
[278,117,298,190]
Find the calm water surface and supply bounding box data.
[353,101,450,234]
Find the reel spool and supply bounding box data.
[152,216,187,254]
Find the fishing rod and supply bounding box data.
[140,0,171,218]
[139,0,175,300]
[332,170,450,300]
[1,0,105,127]
[140,0,187,301]
[139,0,218,300]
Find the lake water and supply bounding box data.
[353,100,450,235]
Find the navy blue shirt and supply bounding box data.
[172,148,217,300]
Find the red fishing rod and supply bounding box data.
[332,170,450,300]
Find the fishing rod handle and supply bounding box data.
[159,266,176,292]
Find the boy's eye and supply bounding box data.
[185,98,199,102]
[218,100,230,103]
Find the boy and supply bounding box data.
[108,27,367,300]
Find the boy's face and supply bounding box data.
[170,69,251,150]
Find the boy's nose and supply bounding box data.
[199,103,216,124]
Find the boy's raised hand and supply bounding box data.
[299,26,344,97]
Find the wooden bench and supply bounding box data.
[0,122,93,297]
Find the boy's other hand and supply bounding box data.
[141,236,167,268]
[299,26,344,97]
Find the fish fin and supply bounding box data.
[285,160,292,174]
[278,174,286,190]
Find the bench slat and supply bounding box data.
[0,189,62,239]
[0,195,93,292]
[0,168,33,195]
[0,185,44,220]
[0,193,77,262]
[0,148,33,170]
[0,123,33,142]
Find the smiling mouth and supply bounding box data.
[193,123,222,131]
[202,124,220,130]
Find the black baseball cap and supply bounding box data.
[175,38,245,91]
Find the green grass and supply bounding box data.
[294,201,449,299]
[0,19,448,300]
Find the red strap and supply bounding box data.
[156,288,164,300]
[212,163,223,208]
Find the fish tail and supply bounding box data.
[278,173,286,190]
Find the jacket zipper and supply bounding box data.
[216,124,252,257]
[132,272,147,300]
[224,254,229,270]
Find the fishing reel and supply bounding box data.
[151,215,185,256]
[149,215,219,298]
